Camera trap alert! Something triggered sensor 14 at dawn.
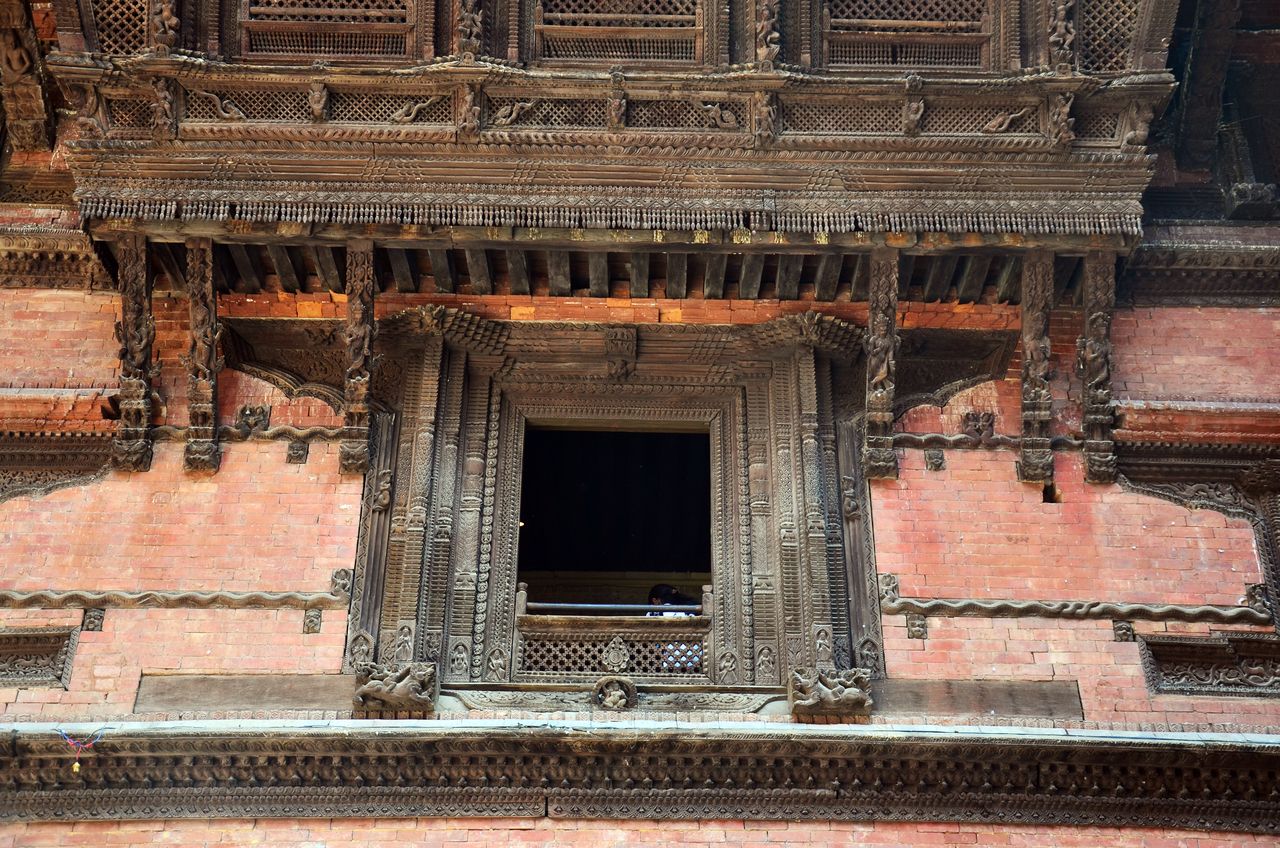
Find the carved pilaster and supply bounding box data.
[1078,251,1116,483]
[1019,250,1054,483]
[182,238,222,472]
[111,235,156,472]
[862,247,898,480]
[340,240,376,474]
[0,0,51,151]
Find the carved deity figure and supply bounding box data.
[352,662,436,711]
[607,94,626,130]
[751,92,777,148]
[458,0,483,58]
[308,83,328,122]
[0,29,31,86]
[789,667,873,716]
[459,88,481,138]
[152,0,180,55]
[902,98,924,136]
[1048,0,1075,67]
[755,0,781,67]
[1049,93,1076,150]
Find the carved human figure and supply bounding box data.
[152,0,180,55]
[755,0,780,67]
[0,29,31,85]
[308,83,328,122]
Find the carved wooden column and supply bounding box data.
[111,234,156,472]
[340,240,376,474]
[862,247,899,479]
[1019,250,1054,483]
[1078,250,1116,483]
[182,238,222,472]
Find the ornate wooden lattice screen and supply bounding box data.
[239,0,416,60]
[1076,0,1138,73]
[86,0,151,54]
[820,0,993,69]
[532,0,705,65]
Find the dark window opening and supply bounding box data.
[517,426,712,612]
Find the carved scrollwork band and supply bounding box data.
[0,570,351,611]
[878,574,1273,627]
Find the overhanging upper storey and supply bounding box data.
[45,0,1176,237]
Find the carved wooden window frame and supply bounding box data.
[342,313,885,708]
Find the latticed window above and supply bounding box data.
[239,0,415,60]
[532,0,706,65]
[821,0,994,69]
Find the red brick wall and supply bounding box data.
[0,290,118,389]
[3,819,1276,847]
[0,441,359,593]
[872,451,1260,607]
[1112,307,1280,402]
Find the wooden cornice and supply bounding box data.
[2,720,1279,831]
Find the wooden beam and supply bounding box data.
[923,255,958,303]
[227,244,263,294]
[507,249,530,295]
[266,245,301,293]
[814,253,842,302]
[955,255,992,303]
[1053,256,1080,305]
[776,254,802,300]
[427,249,455,293]
[994,255,1021,303]
[212,245,238,294]
[849,254,869,300]
[703,253,727,299]
[386,248,417,293]
[629,251,650,298]
[739,253,765,299]
[548,250,572,296]
[588,251,609,297]
[151,242,185,290]
[310,246,344,292]
[465,248,492,294]
[666,253,688,298]
[897,254,915,300]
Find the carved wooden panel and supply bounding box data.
[0,628,77,688]
[1140,633,1280,698]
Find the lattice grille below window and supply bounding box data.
[241,0,414,59]
[782,100,899,134]
[185,89,310,123]
[534,0,703,64]
[1077,0,1137,73]
[90,0,149,54]
[822,0,990,69]
[517,633,707,679]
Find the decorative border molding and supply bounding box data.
[2,722,1278,831]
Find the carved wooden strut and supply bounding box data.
[863,247,899,479]
[341,240,376,474]
[1078,250,1116,483]
[1019,250,1054,484]
[111,235,157,472]
[182,238,223,472]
